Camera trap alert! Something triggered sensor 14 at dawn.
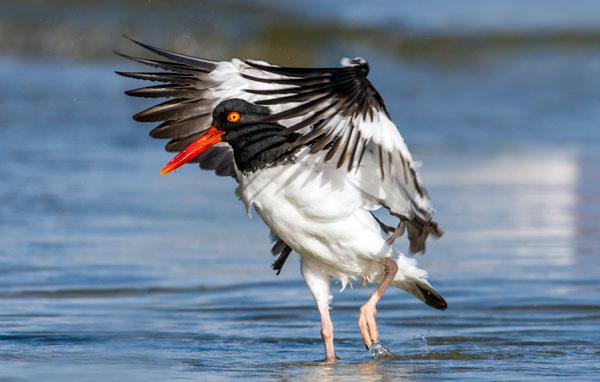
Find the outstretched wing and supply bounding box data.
[242,60,442,252]
[117,38,440,253]
[244,58,394,171]
[117,39,237,177]
[117,38,297,271]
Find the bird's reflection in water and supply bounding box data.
[289,359,417,382]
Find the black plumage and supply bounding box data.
[117,38,442,274]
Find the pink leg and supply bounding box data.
[358,257,398,349]
[301,258,336,362]
[318,303,335,362]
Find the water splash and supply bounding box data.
[414,332,430,354]
[369,341,393,359]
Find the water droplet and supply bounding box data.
[369,340,392,359]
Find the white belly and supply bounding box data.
[236,154,391,283]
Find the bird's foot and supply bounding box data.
[368,340,392,359]
[358,303,379,349]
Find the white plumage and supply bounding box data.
[238,147,430,291]
[119,39,446,361]
[210,58,435,219]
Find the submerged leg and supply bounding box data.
[358,257,398,349]
[301,257,335,362]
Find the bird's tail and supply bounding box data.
[391,255,448,311]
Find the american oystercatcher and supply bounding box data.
[118,38,447,361]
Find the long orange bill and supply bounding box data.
[160,126,224,175]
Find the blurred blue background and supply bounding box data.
[1,1,599,380]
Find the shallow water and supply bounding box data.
[1,2,600,381]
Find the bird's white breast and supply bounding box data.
[236,151,391,282]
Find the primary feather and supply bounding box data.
[117,37,441,257]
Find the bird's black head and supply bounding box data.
[160,98,296,175]
[212,98,271,133]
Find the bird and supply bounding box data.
[117,37,447,362]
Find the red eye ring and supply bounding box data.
[227,111,241,122]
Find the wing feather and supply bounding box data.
[117,39,441,252]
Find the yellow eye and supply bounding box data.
[227,111,241,122]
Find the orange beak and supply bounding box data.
[160,126,224,175]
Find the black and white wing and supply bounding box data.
[116,39,237,177]
[117,38,441,254]
[241,59,442,253]
[117,39,301,267]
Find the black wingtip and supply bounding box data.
[120,35,217,71]
[122,34,139,45]
[121,35,170,59]
[122,34,155,52]
[114,50,139,67]
[120,35,150,53]
[114,50,139,62]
